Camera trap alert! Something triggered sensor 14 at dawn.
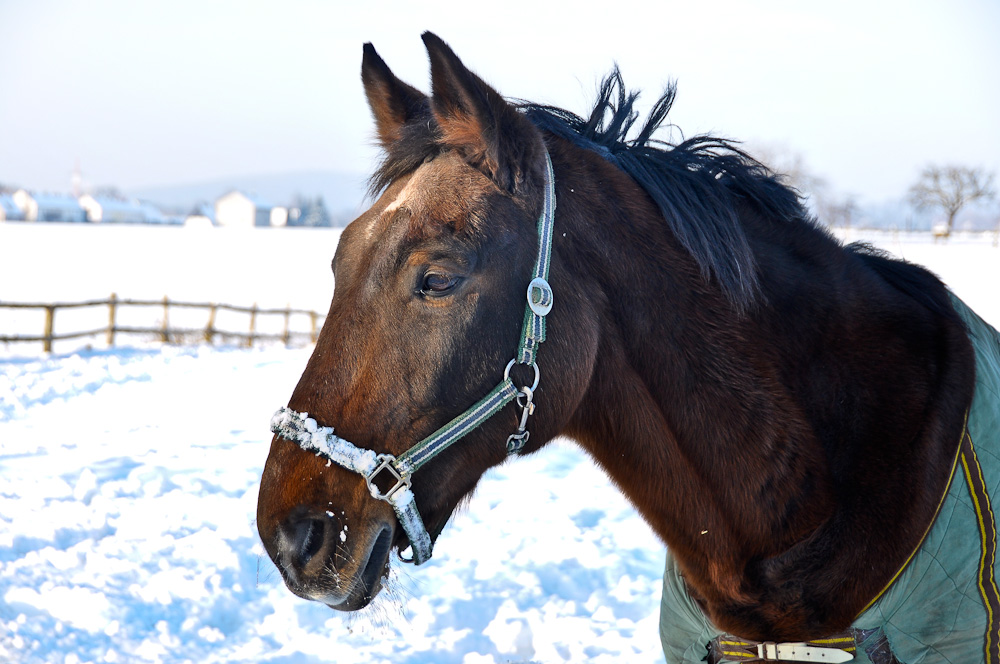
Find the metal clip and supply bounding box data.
[506,430,530,455]
[506,387,536,455]
[516,387,535,426]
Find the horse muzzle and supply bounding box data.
[267,507,395,610]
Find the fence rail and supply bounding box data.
[0,294,326,352]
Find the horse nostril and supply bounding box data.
[296,517,327,562]
[277,514,332,583]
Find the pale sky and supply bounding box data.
[1,0,998,204]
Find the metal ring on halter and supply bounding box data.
[503,358,540,393]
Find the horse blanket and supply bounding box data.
[659,294,1000,663]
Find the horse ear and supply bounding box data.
[362,42,431,148]
[422,32,541,193]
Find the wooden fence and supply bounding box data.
[0,294,326,352]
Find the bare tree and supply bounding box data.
[750,143,830,221]
[908,165,995,235]
[823,195,860,235]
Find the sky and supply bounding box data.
[1,0,998,205]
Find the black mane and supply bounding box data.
[520,70,809,312]
[370,69,812,312]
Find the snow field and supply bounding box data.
[1,345,666,663]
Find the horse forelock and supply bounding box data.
[367,115,441,200]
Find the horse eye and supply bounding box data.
[421,273,460,295]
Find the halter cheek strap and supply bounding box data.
[270,149,557,565]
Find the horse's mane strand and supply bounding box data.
[520,69,809,312]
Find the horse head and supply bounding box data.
[256,33,597,610]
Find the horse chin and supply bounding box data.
[324,524,394,612]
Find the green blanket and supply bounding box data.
[659,295,1000,663]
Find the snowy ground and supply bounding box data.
[1,224,998,663]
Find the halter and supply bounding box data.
[270,149,556,565]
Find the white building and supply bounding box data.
[79,195,146,223]
[12,190,87,222]
[214,191,274,228]
[0,194,23,221]
[270,206,289,227]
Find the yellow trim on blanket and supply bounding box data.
[856,413,968,617]
[811,636,854,644]
[960,431,1000,664]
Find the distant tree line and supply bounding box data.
[749,144,998,235]
[287,195,332,227]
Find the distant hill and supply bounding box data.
[130,170,370,221]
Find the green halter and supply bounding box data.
[271,149,556,565]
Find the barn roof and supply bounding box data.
[187,202,216,220]
[86,196,145,213]
[29,193,85,211]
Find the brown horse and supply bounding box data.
[257,33,992,659]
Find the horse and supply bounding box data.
[257,33,1000,663]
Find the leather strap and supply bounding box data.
[709,634,855,663]
[708,629,903,664]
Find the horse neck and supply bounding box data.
[554,146,828,545]
[550,141,975,637]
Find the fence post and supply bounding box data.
[205,304,217,344]
[282,305,291,347]
[310,311,318,343]
[248,303,258,348]
[107,293,117,346]
[161,296,170,343]
[43,305,55,353]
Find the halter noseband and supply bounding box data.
[270,150,556,565]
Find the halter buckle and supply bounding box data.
[527,277,554,317]
[366,454,411,501]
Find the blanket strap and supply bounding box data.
[708,634,855,662]
[708,628,909,664]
